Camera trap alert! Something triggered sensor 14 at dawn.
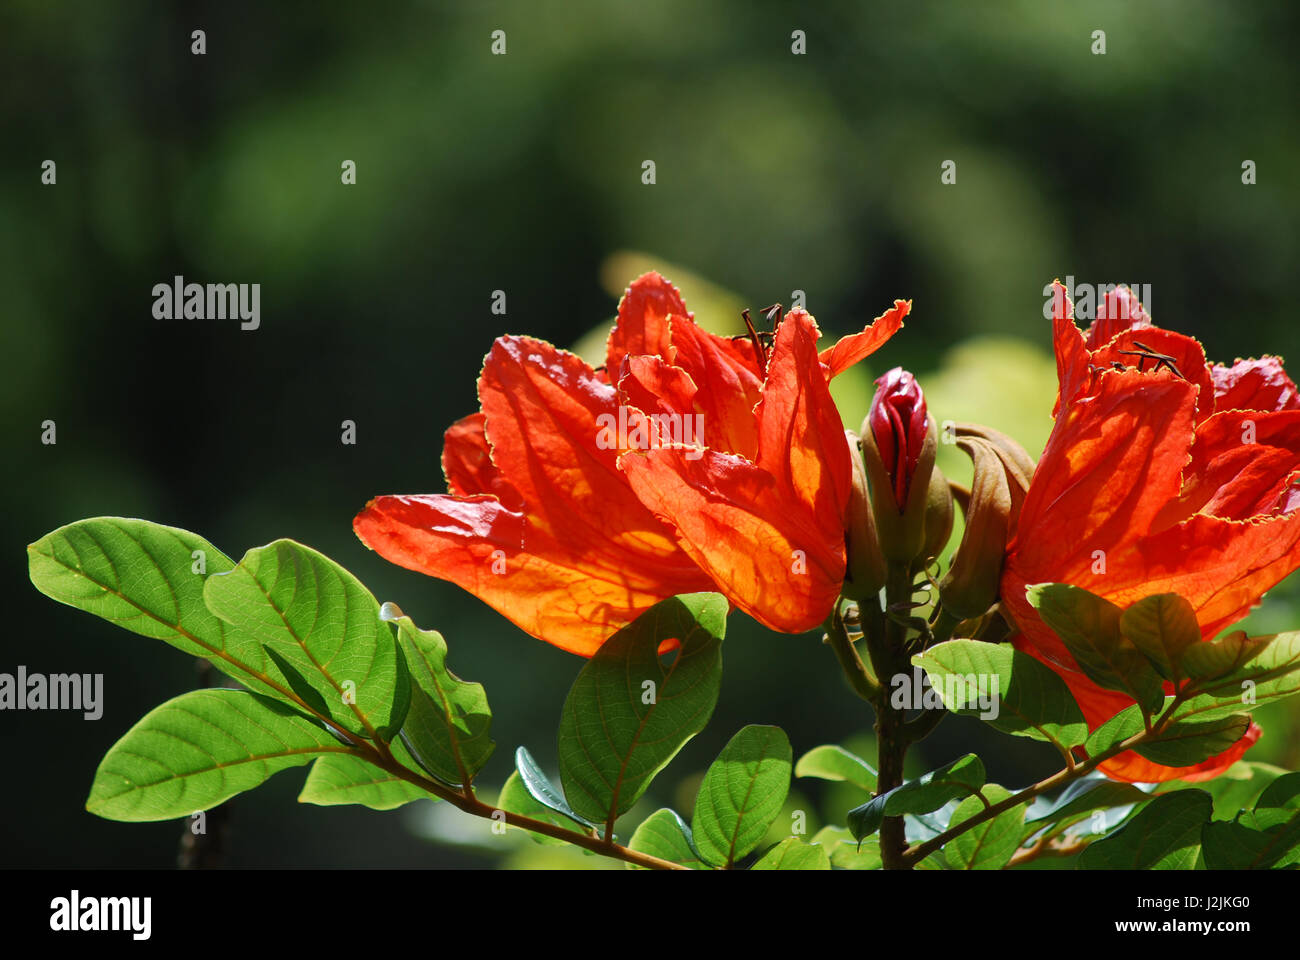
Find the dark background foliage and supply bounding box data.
[2,1,1298,867]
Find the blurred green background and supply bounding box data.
[2,0,1298,867]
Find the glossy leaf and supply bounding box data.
[515,746,595,830]
[848,754,985,841]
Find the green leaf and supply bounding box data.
[692,725,793,867]
[1084,704,1253,768]
[751,837,831,870]
[88,688,350,821]
[1026,583,1164,713]
[380,603,493,786]
[848,754,985,841]
[1077,790,1212,869]
[794,744,877,792]
[27,518,290,700]
[945,785,1025,870]
[298,737,432,811]
[626,809,707,870]
[1133,715,1253,767]
[1083,704,1145,757]
[811,826,882,870]
[1256,772,1300,811]
[912,640,1088,749]
[203,539,409,740]
[1120,593,1201,680]
[1180,631,1271,681]
[515,746,595,830]
[496,771,569,846]
[558,593,726,826]
[1202,813,1300,870]
[1174,632,1300,721]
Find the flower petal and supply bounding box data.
[1083,285,1153,350]
[604,271,686,376]
[441,412,525,511]
[354,494,700,656]
[619,447,844,633]
[817,300,910,379]
[756,309,855,531]
[1212,356,1300,413]
[1090,328,1215,423]
[618,312,852,633]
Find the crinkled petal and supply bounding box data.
[1212,356,1300,413]
[817,300,910,379]
[604,272,686,376]
[1084,285,1153,350]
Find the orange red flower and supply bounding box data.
[1002,281,1300,781]
[355,272,908,655]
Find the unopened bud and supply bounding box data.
[860,368,937,565]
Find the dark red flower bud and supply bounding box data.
[867,368,930,511]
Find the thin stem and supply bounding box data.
[356,740,687,870]
[872,567,916,870]
[825,603,881,701]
